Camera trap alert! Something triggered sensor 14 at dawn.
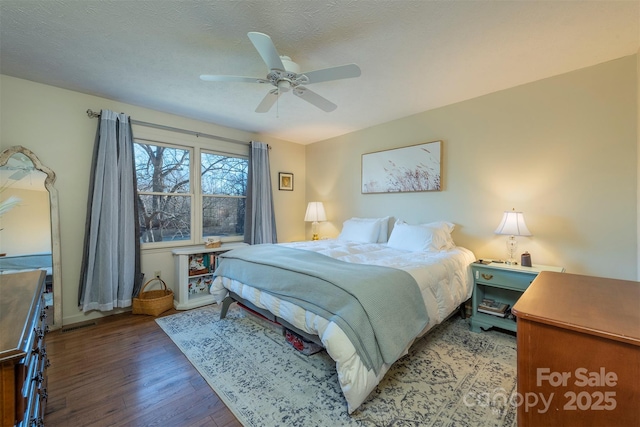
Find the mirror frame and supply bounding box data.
[0,145,62,329]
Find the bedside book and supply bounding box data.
[478,299,509,317]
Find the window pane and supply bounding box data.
[135,143,190,193]
[201,153,247,196]
[133,141,248,246]
[138,194,191,242]
[202,196,245,237]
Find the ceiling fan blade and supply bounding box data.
[255,89,281,113]
[200,75,269,84]
[292,87,337,112]
[302,63,361,85]
[247,32,285,71]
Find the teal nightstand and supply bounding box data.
[470,262,564,333]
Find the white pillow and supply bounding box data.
[338,219,381,243]
[422,220,455,234]
[421,220,456,248]
[351,216,390,243]
[387,220,453,252]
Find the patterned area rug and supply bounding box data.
[156,304,517,427]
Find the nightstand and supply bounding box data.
[470,262,564,333]
[172,242,247,310]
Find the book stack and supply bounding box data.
[478,298,510,317]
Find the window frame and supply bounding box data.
[199,148,249,241]
[134,132,248,251]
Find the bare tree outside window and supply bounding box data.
[135,143,191,243]
[201,152,247,238]
[134,142,248,244]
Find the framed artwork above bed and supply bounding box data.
[361,140,442,193]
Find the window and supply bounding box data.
[135,143,191,243]
[134,141,248,246]
[201,151,248,238]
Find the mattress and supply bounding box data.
[210,239,476,413]
[0,252,52,275]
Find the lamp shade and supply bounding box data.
[304,202,327,222]
[494,209,531,236]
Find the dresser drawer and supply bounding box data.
[473,267,536,291]
[18,387,44,427]
[15,286,48,427]
[0,271,48,427]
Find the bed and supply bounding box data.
[209,218,476,413]
[0,252,53,290]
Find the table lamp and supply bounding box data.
[494,208,531,265]
[304,202,326,240]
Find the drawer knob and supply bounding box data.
[35,325,50,339]
[481,273,494,280]
[33,371,44,385]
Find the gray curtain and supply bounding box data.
[78,109,142,311]
[244,141,277,244]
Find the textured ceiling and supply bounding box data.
[1,1,638,144]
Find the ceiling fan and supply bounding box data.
[200,32,361,113]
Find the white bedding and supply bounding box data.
[210,239,476,413]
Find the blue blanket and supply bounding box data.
[214,244,429,374]
[0,253,51,272]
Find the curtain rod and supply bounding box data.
[86,109,249,146]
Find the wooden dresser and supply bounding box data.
[0,270,49,427]
[512,271,640,426]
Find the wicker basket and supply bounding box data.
[132,277,174,316]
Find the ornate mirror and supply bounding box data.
[0,146,62,329]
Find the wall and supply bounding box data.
[0,187,51,255]
[307,56,638,281]
[0,75,306,326]
[2,55,636,325]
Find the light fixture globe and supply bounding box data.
[277,79,291,93]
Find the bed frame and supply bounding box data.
[219,291,468,349]
[220,291,325,346]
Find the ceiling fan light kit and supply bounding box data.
[200,32,361,113]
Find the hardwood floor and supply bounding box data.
[44,308,242,427]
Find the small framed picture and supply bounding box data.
[279,172,294,191]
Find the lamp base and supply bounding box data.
[311,221,320,241]
[505,236,518,266]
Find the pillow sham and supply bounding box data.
[351,216,390,243]
[387,219,454,251]
[421,220,455,234]
[421,220,455,247]
[338,218,381,243]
